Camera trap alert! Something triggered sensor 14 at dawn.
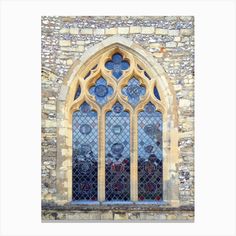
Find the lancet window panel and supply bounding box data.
[105,102,130,201]
[138,102,163,201]
[72,102,98,201]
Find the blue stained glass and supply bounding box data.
[154,87,161,100]
[72,102,98,201]
[74,86,81,100]
[144,71,151,80]
[105,102,130,201]
[138,102,163,201]
[122,77,146,106]
[105,53,130,79]
[89,77,113,106]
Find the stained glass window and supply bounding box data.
[72,51,164,204]
[105,53,130,79]
[105,102,130,201]
[74,85,81,100]
[122,77,146,106]
[138,102,163,201]
[154,87,161,100]
[89,77,113,106]
[72,102,98,201]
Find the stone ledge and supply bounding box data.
[42,207,194,221]
[42,202,194,212]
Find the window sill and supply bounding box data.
[42,201,194,212]
[70,200,167,205]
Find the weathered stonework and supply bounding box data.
[41,16,194,220]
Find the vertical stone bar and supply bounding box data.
[98,111,105,201]
[131,113,138,201]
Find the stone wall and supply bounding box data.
[41,16,194,220]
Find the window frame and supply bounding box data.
[56,36,180,207]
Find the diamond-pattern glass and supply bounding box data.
[105,102,130,201]
[122,77,146,106]
[105,53,130,79]
[72,102,98,201]
[89,77,113,106]
[138,102,163,201]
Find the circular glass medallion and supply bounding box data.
[79,162,91,173]
[111,143,124,155]
[144,182,156,193]
[144,161,157,174]
[127,85,140,98]
[80,144,91,155]
[80,103,90,113]
[111,162,125,173]
[113,182,124,192]
[112,125,123,135]
[94,84,108,97]
[148,154,158,162]
[144,145,154,153]
[79,124,92,135]
[113,103,123,113]
[144,124,157,136]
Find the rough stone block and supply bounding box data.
[44,120,57,127]
[59,28,69,34]
[58,84,68,101]
[153,52,164,58]
[174,36,181,42]
[114,212,128,220]
[94,28,105,35]
[70,27,79,34]
[155,28,168,35]
[44,104,56,110]
[174,84,182,91]
[180,29,193,36]
[59,40,71,47]
[101,211,113,220]
[77,46,84,52]
[105,28,118,35]
[65,212,100,220]
[141,27,155,34]
[130,26,141,34]
[80,28,93,34]
[118,27,129,34]
[179,99,191,107]
[168,30,179,36]
[66,59,73,65]
[166,42,177,47]
[76,40,85,45]
[149,43,162,49]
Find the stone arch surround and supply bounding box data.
[55,35,180,207]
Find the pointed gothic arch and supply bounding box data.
[56,35,179,206]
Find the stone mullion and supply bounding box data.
[98,110,105,202]
[131,111,138,202]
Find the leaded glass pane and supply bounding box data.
[74,86,81,100]
[89,77,113,106]
[138,102,163,201]
[122,77,146,106]
[72,102,98,201]
[154,87,161,100]
[105,53,130,79]
[105,102,130,201]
